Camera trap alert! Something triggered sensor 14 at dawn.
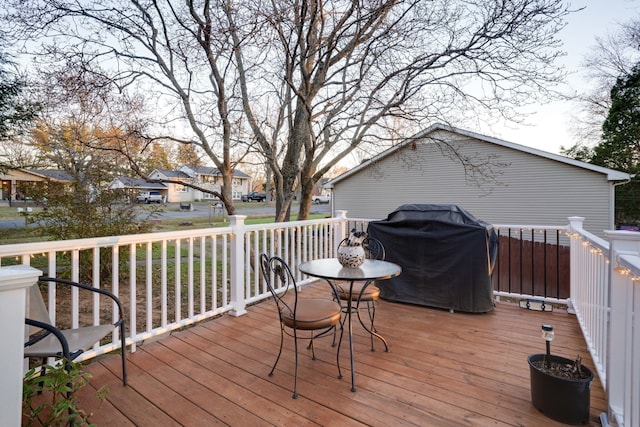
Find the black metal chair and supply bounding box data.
[260,254,343,398]
[24,276,128,387]
[334,237,389,351]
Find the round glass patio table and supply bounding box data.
[298,258,401,392]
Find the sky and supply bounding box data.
[482,0,640,155]
[8,1,637,166]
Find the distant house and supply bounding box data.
[176,165,251,201]
[328,123,631,236]
[0,168,74,205]
[146,169,192,203]
[109,165,252,203]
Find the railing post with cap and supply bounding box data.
[603,230,640,427]
[0,264,42,427]
[229,215,248,317]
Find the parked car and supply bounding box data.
[312,194,330,204]
[241,192,267,202]
[136,191,163,204]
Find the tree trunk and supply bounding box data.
[297,171,315,220]
[220,167,236,216]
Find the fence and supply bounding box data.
[493,225,570,303]
[0,213,348,358]
[2,214,639,426]
[566,217,640,427]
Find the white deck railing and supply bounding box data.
[1,212,349,357]
[567,216,640,427]
[1,213,639,426]
[567,217,610,385]
[601,231,640,427]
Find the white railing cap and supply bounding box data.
[0,265,41,292]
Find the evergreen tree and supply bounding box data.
[598,64,640,226]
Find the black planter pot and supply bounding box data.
[528,354,594,425]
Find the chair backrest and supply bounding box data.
[27,283,52,335]
[363,237,385,261]
[260,254,299,319]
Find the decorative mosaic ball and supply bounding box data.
[337,245,365,268]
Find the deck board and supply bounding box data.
[76,282,606,426]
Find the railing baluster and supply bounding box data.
[146,242,153,332]
[222,234,228,308]
[175,239,181,323]
[129,243,136,347]
[112,245,120,344]
[47,252,56,326]
[71,249,79,329]
[161,239,168,328]
[200,236,206,315]
[211,235,217,311]
[92,247,100,330]
[188,237,194,318]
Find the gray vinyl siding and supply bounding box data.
[332,131,615,236]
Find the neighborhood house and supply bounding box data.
[1,165,253,205]
[0,169,74,205]
[109,165,252,203]
[329,124,631,237]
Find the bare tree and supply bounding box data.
[0,35,40,172]
[228,0,571,220]
[5,0,254,214]
[6,0,571,221]
[28,62,157,187]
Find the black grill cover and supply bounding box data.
[367,204,498,313]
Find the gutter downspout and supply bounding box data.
[611,177,632,230]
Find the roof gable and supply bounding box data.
[329,123,631,186]
[150,169,191,179]
[25,169,74,182]
[178,165,250,179]
[109,177,167,190]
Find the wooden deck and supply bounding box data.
[75,282,606,426]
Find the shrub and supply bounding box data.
[22,361,108,426]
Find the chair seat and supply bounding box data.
[24,325,115,358]
[337,282,380,301]
[281,298,342,330]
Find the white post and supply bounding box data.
[567,216,585,314]
[0,265,42,427]
[604,230,640,427]
[334,210,348,253]
[229,215,248,317]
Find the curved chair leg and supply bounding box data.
[292,329,299,399]
[269,327,285,378]
[367,301,377,351]
[366,301,375,351]
[336,324,345,380]
[332,308,348,347]
[309,331,317,360]
[120,322,128,386]
[356,300,389,352]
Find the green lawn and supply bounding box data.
[0,203,328,245]
[0,205,42,220]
